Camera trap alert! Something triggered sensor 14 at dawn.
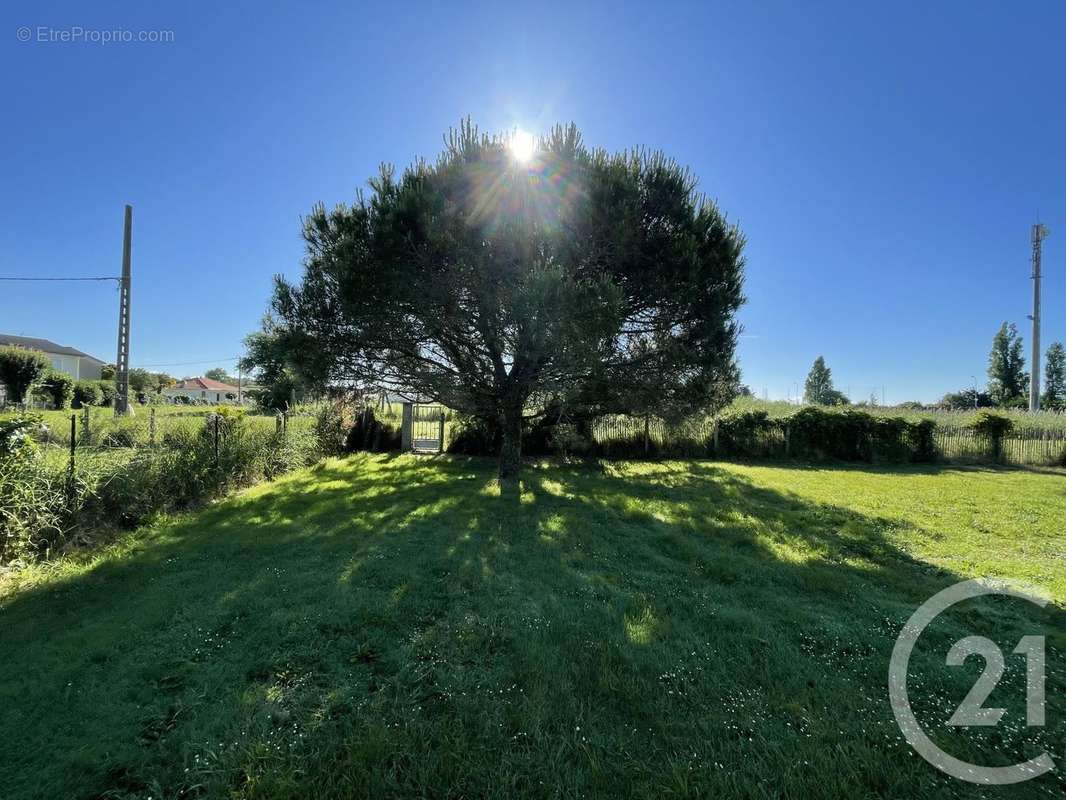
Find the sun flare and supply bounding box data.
[509,129,536,163]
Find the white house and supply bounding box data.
[0,334,106,380]
[162,377,245,404]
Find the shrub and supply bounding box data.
[73,380,103,408]
[97,380,116,407]
[969,410,1014,460]
[716,409,773,456]
[0,415,64,562]
[313,401,353,457]
[37,372,75,410]
[787,406,874,461]
[0,346,51,406]
[0,414,40,457]
[906,419,937,462]
[549,423,591,457]
[346,408,401,453]
[969,410,1014,439]
[445,414,498,455]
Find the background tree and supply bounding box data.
[36,371,75,409]
[0,346,51,406]
[100,363,116,381]
[205,367,237,384]
[240,318,309,411]
[987,322,1028,407]
[1042,341,1066,410]
[939,388,993,410]
[127,368,153,396]
[150,372,176,395]
[265,121,746,477]
[803,356,848,405]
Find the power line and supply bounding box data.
[133,356,241,368]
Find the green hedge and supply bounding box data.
[445,406,947,464]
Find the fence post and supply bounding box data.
[81,404,91,445]
[148,407,156,446]
[67,413,77,501]
[401,402,413,451]
[437,410,445,454]
[213,414,220,467]
[275,411,284,436]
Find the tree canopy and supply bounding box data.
[240,317,308,411]
[205,367,238,385]
[987,322,1028,407]
[1043,341,1066,410]
[803,356,847,406]
[262,121,746,476]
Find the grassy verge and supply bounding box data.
[1,456,1063,798]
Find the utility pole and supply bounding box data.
[1029,223,1049,412]
[114,205,132,416]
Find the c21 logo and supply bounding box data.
[888,579,1054,785]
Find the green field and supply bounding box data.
[1,456,1063,798]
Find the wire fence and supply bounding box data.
[31,407,316,472]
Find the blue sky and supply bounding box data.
[2,1,1063,403]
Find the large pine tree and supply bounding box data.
[263,121,746,478]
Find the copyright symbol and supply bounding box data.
[16,26,31,42]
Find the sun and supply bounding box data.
[509,129,536,163]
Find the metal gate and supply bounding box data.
[406,403,445,453]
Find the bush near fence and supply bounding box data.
[0,407,331,565]
[590,407,1063,466]
[443,405,1066,467]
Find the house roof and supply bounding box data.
[0,333,105,363]
[170,377,241,392]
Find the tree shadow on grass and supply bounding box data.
[0,454,1063,800]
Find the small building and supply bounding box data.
[0,333,106,380]
[163,377,245,405]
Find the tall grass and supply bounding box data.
[0,410,326,565]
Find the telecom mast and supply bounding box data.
[114,205,132,416]
[1029,223,1049,412]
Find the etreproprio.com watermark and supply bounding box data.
[890,579,1055,785]
[16,26,174,44]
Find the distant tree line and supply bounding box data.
[798,322,1066,412]
[939,322,1065,411]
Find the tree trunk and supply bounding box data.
[498,402,523,481]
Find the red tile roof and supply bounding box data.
[173,377,240,392]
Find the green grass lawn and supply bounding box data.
[1,456,1063,799]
